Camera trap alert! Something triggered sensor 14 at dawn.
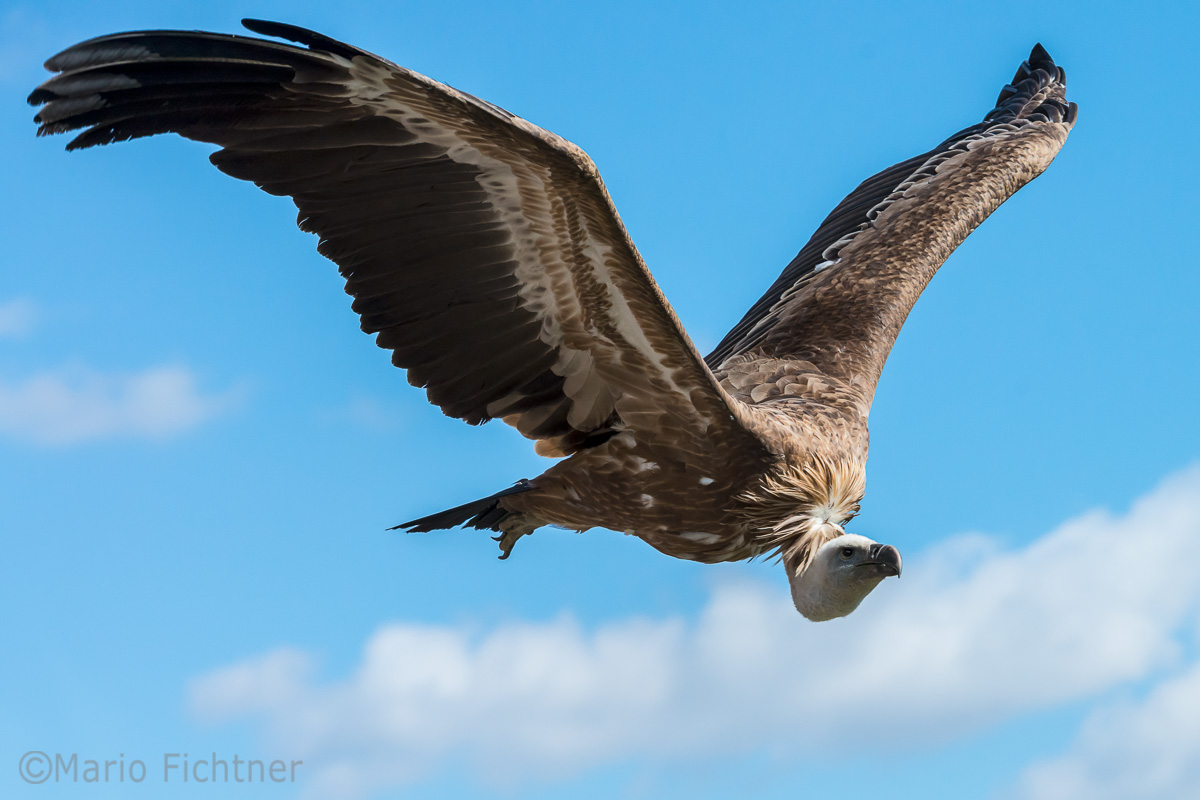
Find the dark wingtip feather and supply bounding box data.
[241,18,366,59]
[989,42,1073,125]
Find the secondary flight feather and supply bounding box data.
[30,20,1076,619]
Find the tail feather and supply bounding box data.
[392,480,532,533]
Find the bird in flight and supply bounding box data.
[30,20,1075,620]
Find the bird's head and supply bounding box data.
[787,533,901,621]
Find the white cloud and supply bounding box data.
[0,297,37,338]
[189,467,1200,798]
[1013,660,1200,800]
[0,364,242,445]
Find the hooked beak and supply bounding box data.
[868,543,903,578]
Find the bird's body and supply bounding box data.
[30,21,1075,618]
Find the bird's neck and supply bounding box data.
[735,454,865,568]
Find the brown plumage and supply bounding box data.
[29,22,1076,618]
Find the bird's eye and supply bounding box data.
[839,547,855,560]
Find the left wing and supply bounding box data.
[30,19,767,468]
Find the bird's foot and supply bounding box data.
[492,518,537,560]
[492,529,525,560]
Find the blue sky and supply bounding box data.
[3,1,1199,798]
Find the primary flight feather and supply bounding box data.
[30,21,1076,619]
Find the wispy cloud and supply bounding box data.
[0,298,37,338]
[1013,659,1200,800]
[189,467,1200,798]
[0,364,242,445]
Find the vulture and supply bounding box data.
[30,21,1076,620]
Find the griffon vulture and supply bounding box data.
[30,21,1076,619]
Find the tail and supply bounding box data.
[392,480,533,534]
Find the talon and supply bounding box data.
[495,528,523,560]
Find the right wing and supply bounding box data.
[707,45,1076,416]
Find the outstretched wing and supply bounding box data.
[30,19,762,461]
[707,45,1076,414]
